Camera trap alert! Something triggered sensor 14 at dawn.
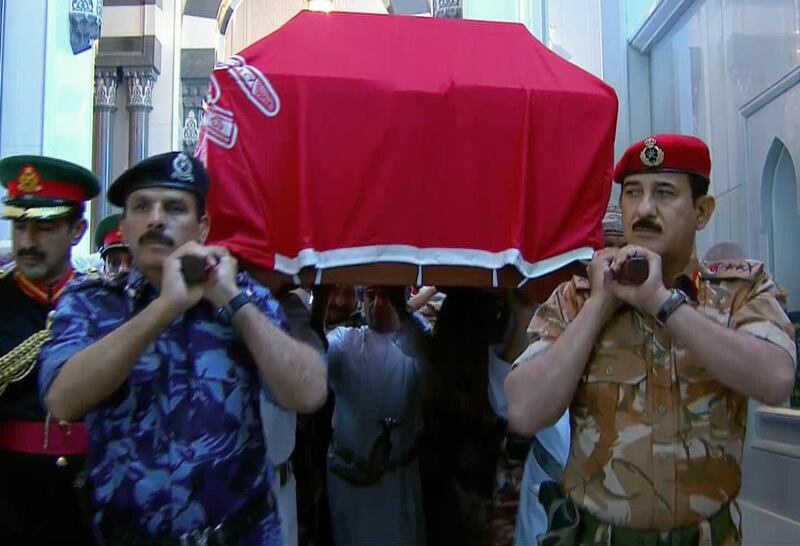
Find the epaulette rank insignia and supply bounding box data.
[701,260,763,281]
[573,276,591,291]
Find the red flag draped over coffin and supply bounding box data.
[199,10,617,288]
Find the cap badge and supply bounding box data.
[18,165,43,193]
[639,137,665,167]
[170,153,194,183]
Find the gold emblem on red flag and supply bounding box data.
[17,165,43,193]
[639,137,664,167]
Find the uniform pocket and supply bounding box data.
[574,346,647,425]
[677,359,742,437]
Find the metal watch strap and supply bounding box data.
[655,288,688,326]
[217,290,253,324]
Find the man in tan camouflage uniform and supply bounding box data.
[505,134,796,545]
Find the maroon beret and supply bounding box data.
[614,134,711,183]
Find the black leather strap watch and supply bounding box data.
[216,289,254,324]
[655,288,688,326]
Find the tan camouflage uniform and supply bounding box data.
[518,259,796,544]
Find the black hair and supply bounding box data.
[430,289,506,414]
[195,196,206,219]
[64,206,84,226]
[689,174,710,202]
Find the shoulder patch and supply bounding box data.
[701,259,764,281]
[69,270,108,291]
[573,275,591,291]
[0,264,16,283]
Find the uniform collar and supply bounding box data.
[14,267,75,306]
[123,265,153,309]
[670,258,701,301]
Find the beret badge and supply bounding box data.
[171,152,195,183]
[639,137,665,168]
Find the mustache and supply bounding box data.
[139,230,175,247]
[632,219,662,232]
[17,248,45,261]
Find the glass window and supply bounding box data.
[543,0,603,78]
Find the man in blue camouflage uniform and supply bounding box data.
[39,151,328,546]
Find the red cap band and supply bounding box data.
[7,176,87,202]
[103,226,125,247]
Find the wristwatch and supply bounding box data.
[655,288,688,326]
[216,290,254,324]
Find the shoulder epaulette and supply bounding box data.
[700,259,764,282]
[69,270,107,291]
[573,275,591,291]
[0,264,14,280]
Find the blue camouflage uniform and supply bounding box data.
[38,266,288,545]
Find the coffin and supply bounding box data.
[198,10,617,296]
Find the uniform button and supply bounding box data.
[657,404,667,415]
[56,456,68,468]
[605,367,614,376]
[659,452,670,461]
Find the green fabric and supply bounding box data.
[94,213,124,251]
[0,155,99,208]
[578,505,735,546]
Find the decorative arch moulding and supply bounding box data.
[629,0,698,54]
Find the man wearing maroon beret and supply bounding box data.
[505,134,796,544]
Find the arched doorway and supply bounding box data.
[762,138,800,312]
[761,137,800,408]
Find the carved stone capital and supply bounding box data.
[182,110,202,154]
[94,69,119,111]
[124,68,157,111]
[69,0,102,55]
[432,0,462,18]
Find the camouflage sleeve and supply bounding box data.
[38,288,98,403]
[512,280,577,370]
[733,270,797,367]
